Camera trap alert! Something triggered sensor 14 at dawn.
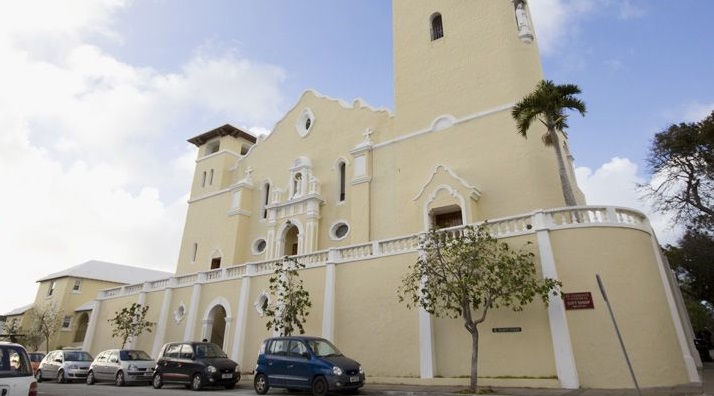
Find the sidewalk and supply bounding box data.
[361,362,714,396]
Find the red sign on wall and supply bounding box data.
[563,292,595,310]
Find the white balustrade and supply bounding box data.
[93,206,651,301]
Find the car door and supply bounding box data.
[158,344,182,382]
[106,351,120,380]
[47,351,61,380]
[285,340,312,389]
[93,352,108,381]
[264,339,289,387]
[177,344,195,382]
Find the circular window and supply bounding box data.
[254,292,270,316]
[330,222,350,240]
[253,238,267,255]
[174,304,186,324]
[296,108,314,137]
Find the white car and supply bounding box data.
[87,349,155,386]
[0,341,37,396]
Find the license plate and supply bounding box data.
[222,373,233,379]
[144,372,153,377]
[350,376,360,383]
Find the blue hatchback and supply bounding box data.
[254,336,365,396]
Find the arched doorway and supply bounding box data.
[73,313,89,343]
[207,305,227,348]
[283,223,299,256]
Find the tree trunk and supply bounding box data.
[470,327,480,392]
[549,128,577,206]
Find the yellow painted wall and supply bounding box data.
[550,227,690,388]
[334,255,420,378]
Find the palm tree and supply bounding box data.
[511,80,586,206]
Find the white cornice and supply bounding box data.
[412,164,482,202]
[195,149,241,164]
[188,188,231,204]
[374,103,514,151]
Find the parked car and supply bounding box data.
[35,349,93,383]
[0,341,38,396]
[87,349,155,386]
[27,353,44,375]
[254,336,365,396]
[152,341,240,391]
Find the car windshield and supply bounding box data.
[306,339,343,358]
[29,353,45,362]
[195,343,227,358]
[65,351,93,362]
[120,350,152,361]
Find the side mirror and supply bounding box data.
[301,352,310,360]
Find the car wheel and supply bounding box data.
[87,371,96,385]
[115,371,125,386]
[254,373,269,395]
[152,373,163,389]
[35,370,43,383]
[191,373,204,391]
[311,376,328,396]
[56,369,66,384]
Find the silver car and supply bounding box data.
[36,349,93,383]
[87,349,155,386]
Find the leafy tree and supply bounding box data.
[29,303,63,353]
[264,256,312,336]
[682,296,714,335]
[23,325,44,352]
[640,110,714,231]
[107,303,155,348]
[665,230,714,306]
[2,319,21,343]
[398,224,562,392]
[512,80,587,207]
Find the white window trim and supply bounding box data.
[329,220,351,241]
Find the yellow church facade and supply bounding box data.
[79,0,701,390]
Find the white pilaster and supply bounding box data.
[231,275,252,364]
[183,275,204,341]
[81,300,101,352]
[417,245,435,378]
[322,261,336,340]
[534,211,579,389]
[418,307,435,378]
[649,234,700,382]
[152,286,174,358]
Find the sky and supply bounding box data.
[1,0,713,315]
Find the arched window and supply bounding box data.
[209,169,214,186]
[431,13,444,41]
[338,161,346,202]
[192,243,198,263]
[263,183,270,219]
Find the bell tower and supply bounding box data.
[393,0,543,134]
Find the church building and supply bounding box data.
[79,1,701,389]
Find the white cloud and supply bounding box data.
[575,157,684,246]
[529,0,645,55]
[0,1,288,314]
